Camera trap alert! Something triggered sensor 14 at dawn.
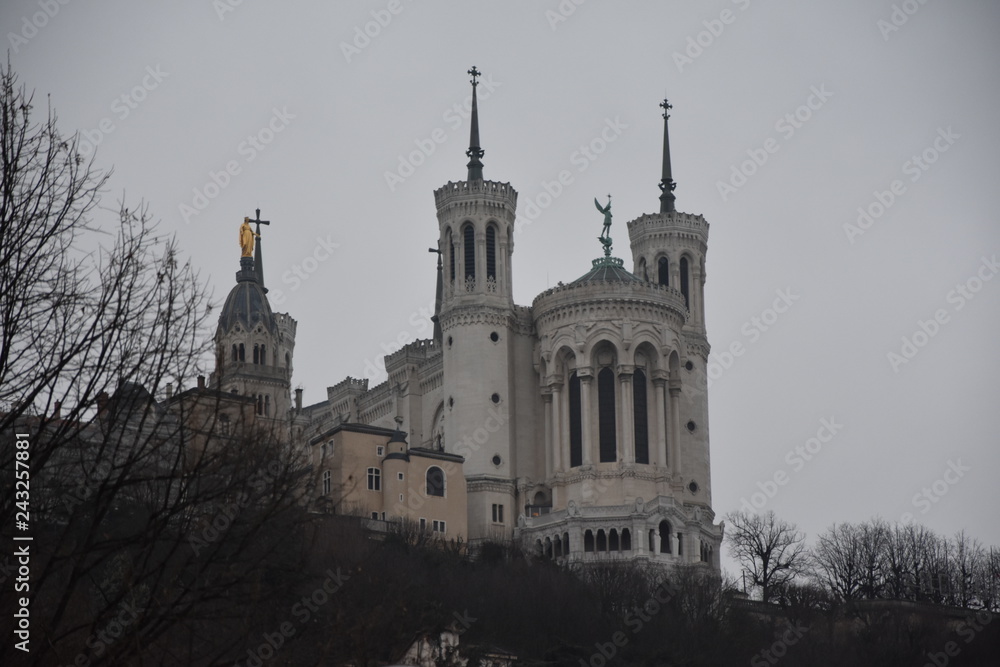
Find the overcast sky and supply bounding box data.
[6,0,998,577]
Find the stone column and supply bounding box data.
[543,392,553,480]
[551,382,563,472]
[618,365,634,463]
[579,370,594,465]
[669,375,682,475]
[653,373,668,467]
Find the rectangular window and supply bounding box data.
[370,512,378,520]
[433,520,446,534]
[367,467,381,491]
[376,445,384,457]
[322,470,332,496]
[492,503,504,524]
[397,472,404,480]
[419,518,427,532]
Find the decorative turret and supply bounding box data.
[211,211,296,434]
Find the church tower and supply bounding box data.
[211,213,297,437]
[626,100,713,514]
[435,67,522,544]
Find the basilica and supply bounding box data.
[209,69,723,569]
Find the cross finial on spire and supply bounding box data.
[466,66,485,181]
[660,98,673,119]
[658,98,677,213]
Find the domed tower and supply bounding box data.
[210,213,296,437]
[521,101,721,570]
[435,67,522,545]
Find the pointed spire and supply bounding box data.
[248,208,271,292]
[658,99,677,214]
[429,245,443,345]
[466,66,485,181]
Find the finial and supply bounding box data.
[466,66,485,181]
[659,98,677,213]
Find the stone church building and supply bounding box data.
[209,70,723,570]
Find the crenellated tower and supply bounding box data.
[434,67,522,544]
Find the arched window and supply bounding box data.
[231,344,238,362]
[658,256,669,286]
[584,530,594,552]
[680,256,690,308]
[554,536,562,558]
[239,343,245,362]
[256,394,263,416]
[609,528,620,552]
[322,470,331,496]
[260,344,266,366]
[598,367,616,463]
[659,520,672,554]
[446,229,455,282]
[264,395,270,416]
[569,371,582,467]
[463,224,475,282]
[367,467,381,491]
[633,369,649,464]
[563,532,569,556]
[677,532,684,558]
[622,528,632,551]
[426,466,445,497]
[253,344,259,365]
[544,537,552,559]
[486,225,497,282]
[596,529,607,552]
[285,352,290,368]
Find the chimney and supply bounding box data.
[294,387,303,413]
[166,383,173,400]
[197,375,205,390]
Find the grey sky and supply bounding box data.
[5,0,998,578]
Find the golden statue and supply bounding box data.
[239,217,259,257]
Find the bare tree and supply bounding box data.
[811,522,864,602]
[0,60,316,666]
[724,510,806,603]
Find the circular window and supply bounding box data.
[685,361,694,371]
[491,393,500,404]
[491,454,502,466]
[689,481,699,494]
[686,420,697,432]
[490,331,499,343]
